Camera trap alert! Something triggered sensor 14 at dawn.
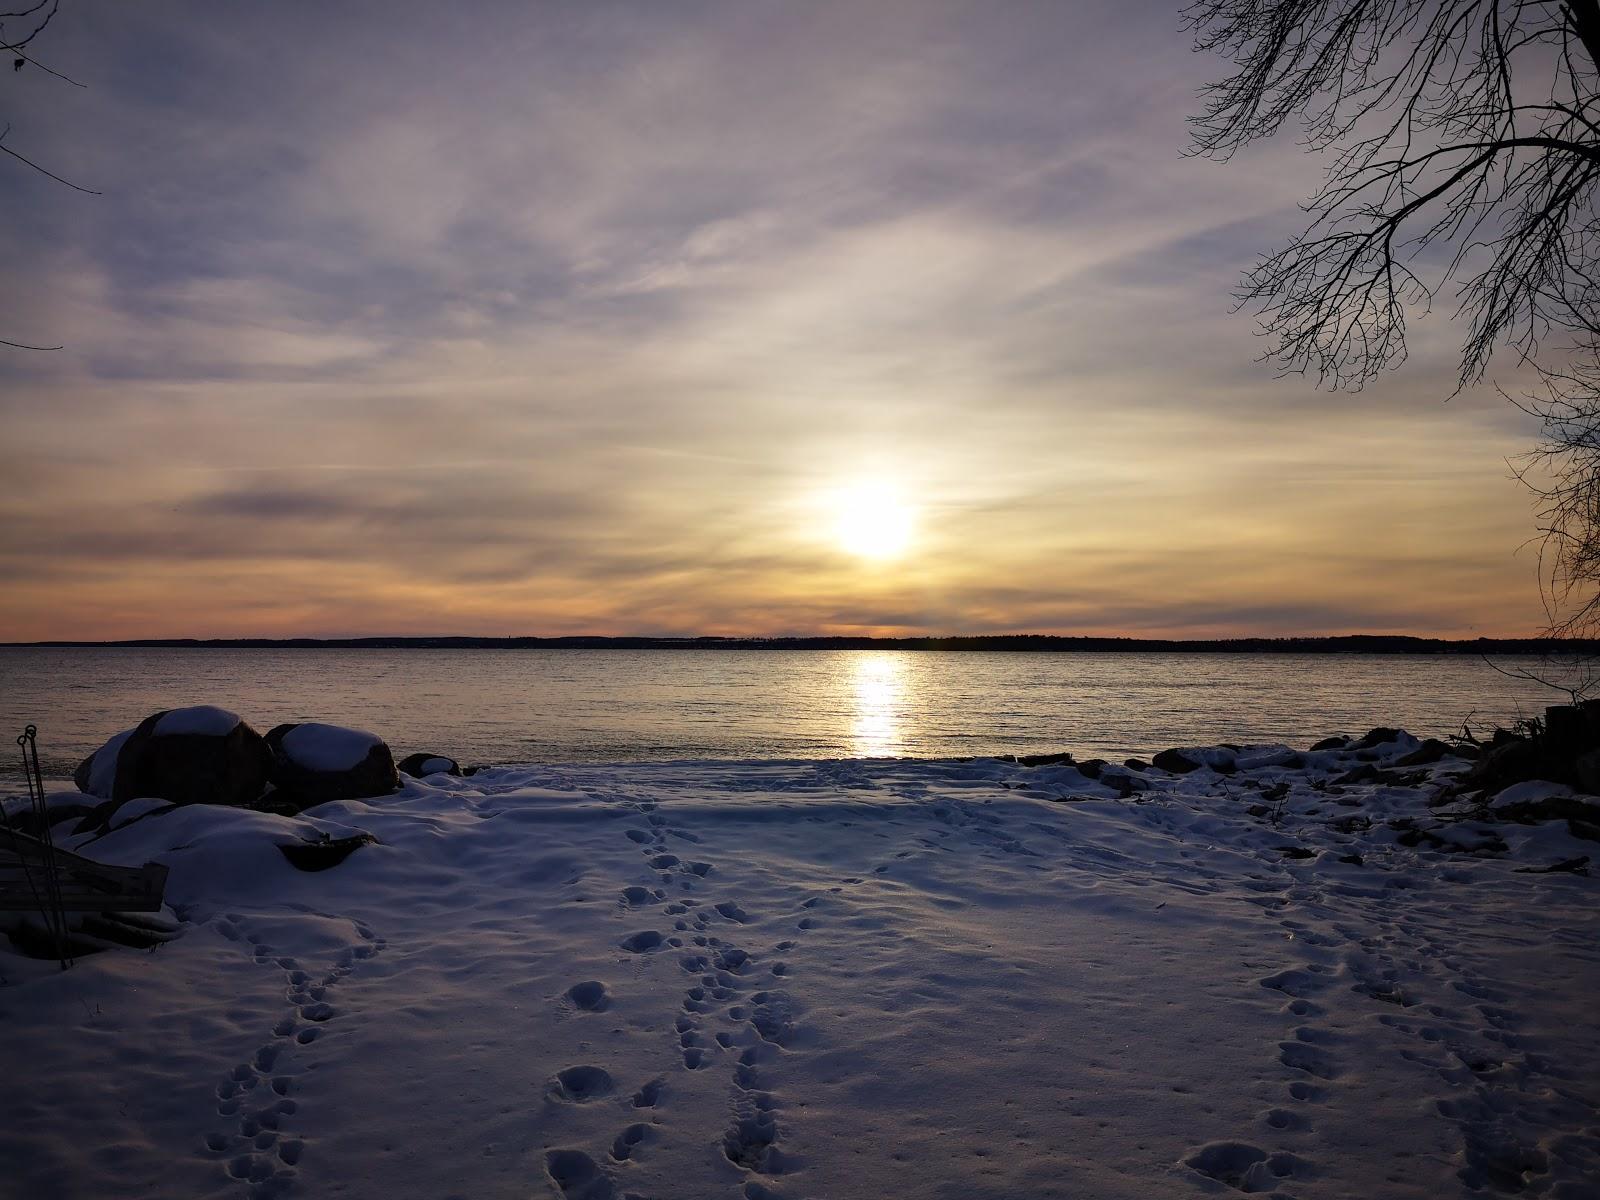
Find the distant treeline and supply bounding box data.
[9,634,1600,655]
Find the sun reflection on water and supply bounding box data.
[850,652,907,757]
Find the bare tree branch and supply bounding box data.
[1,2,97,351]
[1187,0,1600,390]
[0,122,97,192]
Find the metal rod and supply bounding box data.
[11,726,72,968]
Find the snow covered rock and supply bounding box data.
[1488,782,1600,826]
[265,722,398,805]
[396,752,461,779]
[72,707,271,808]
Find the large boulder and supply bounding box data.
[266,722,399,805]
[73,706,271,808]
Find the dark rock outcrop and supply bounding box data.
[265,722,399,805]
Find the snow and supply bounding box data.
[2,735,1598,1199]
[100,795,175,832]
[84,727,134,798]
[1,788,98,822]
[154,706,243,738]
[418,756,454,776]
[278,723,381,772]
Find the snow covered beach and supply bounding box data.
[3,733,1599,1200]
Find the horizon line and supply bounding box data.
[2,633,1591,654]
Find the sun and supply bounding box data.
[830,481,915,560]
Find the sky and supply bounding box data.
[0,0,1556,641]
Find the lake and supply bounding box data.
[0,647,1577,782]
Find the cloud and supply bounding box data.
[0,0,1554,639]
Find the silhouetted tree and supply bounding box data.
[1188,0,1600,631]
[1513,332,1600,633]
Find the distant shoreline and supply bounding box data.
[4,634,1596,655]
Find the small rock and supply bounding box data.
[1352,727,1404,749]
[397,753,462,779]
[1152,748,1200,774]
[1513,856,1589,875]
[1394,738,1455,767]
[277,833,378,872]
[1014,751,1074,767]
[1099,771,1139,797]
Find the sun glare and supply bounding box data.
[830,481,915,560]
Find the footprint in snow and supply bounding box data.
[1257,967,1332,998]
[201,916,385,1195]
[544,1149,614,1200]
[564,980,611,1012]
[549,1065,614,1103]
[1182,1141,1303,1192]
[609,1123,652,1162]
[1287,1080,1328,1103]
[1262,1107,1311,1131]
[1278,1040,1340,1079]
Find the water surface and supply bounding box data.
[0,647,1570,780]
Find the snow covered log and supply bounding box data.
[265,722,399,805]
[72,706,271,808]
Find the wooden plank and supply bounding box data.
[0,830,169,913]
